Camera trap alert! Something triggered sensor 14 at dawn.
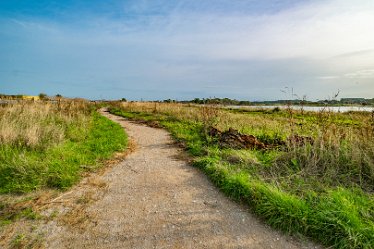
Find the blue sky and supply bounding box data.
[0,0,373,100]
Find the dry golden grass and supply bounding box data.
[0,100,90,150]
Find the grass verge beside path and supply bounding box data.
[0,104,127,226]
[109,105,374,249]
[0,112,127,193]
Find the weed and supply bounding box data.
[10,234,26,249]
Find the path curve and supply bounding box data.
[44,110,320,249]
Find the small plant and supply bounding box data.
[11,234,26,249]
[272,107,281,112]
[280,87,297,136]
[200,102,222,133]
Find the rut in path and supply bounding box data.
[43,110,320,249]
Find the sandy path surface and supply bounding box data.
[42,110,320,249]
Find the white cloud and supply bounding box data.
[316,76,340,80]
[344,69,374,79]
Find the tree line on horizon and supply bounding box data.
[161,97,374,106]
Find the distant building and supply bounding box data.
[0,94,40,101]
[21,95,40,101]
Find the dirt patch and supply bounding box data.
[0,131,133,248]
[208,127,267,149]
[136,119,163,128]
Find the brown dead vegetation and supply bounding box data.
[287,134,314,146]
[208,126,266,149]
[208,126,314,150]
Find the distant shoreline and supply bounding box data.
[226,104,374,113]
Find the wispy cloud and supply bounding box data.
[344,69,374,79]
[316,76,340,80]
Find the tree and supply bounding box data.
[39,93,47,100]
[192,98,203,104]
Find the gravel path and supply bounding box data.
[43,110,320,249]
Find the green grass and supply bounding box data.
[0,108,127,227]
[0,112,128,193]
[109,105,374,249]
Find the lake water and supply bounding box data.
[228,105,374,113]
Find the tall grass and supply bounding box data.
[109,101,374,249]
[0,101,127,193]
[0,101,90,150]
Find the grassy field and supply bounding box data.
[109,102,374,249]
[0,101,127,225]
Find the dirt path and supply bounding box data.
[42,110,320,249]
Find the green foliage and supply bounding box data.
[38,93,47,100]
